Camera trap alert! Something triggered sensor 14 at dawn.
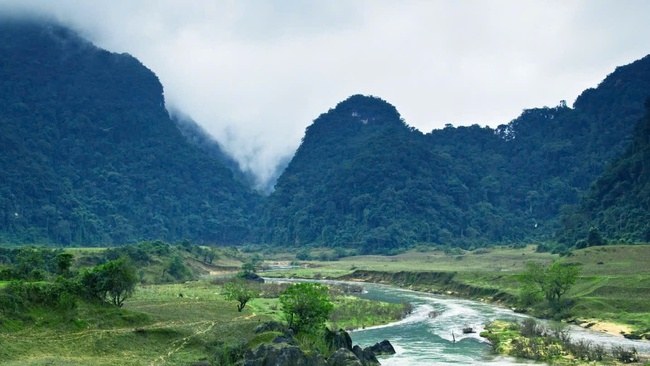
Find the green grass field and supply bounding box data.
[0,281,268,365]
[0,278,409,365]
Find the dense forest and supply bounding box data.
[1,20,649,252]
[255,53,650,252]
[0,21,260,246]
[558,100,650,244]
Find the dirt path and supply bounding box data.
[150,320,216,366]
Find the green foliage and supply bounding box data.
[279,282,333,334]
[0,247,65,280]
[0,21,260,247]
[519,261,580,313]
[559,100,650,245]
[484,319,639,364]
[80,258,138,307]
[222,280,259,312]
[0,279,78,318]
[165,255,193,282]
[256,54,650,253]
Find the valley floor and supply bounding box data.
[263,245,650,340]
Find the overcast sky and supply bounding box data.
[2,1,650,189]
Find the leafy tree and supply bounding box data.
[164,254,193,282]
[544,261,580,307]
[519,261,580,312]
[241,262,256,275]
[222,280,259,312]
[203,248,218,264]
[79,258,138,307]
[55,252,74,277]
[279,282,333,334]
[587,227,606,247]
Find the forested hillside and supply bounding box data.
[0,21,260,246]
[256,56,650,252]
[2,19,649,252]
[558,100,650,244]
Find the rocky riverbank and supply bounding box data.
[242,321,395,366]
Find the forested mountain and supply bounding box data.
[0,21,260,246]
[256,56,650,252]
[558,100,650,244]
[2,20,649,251]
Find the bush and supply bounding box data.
[295,250,311,260]
[280,283,333,334]
[611,345,638,363]
[520,318,545,338]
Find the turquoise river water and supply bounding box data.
[267,278,650,365]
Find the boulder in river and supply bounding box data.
[352,345,380,365]
[367,339,396,355]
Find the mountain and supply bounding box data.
[0,20,260,246]
[558,99,650,244]
[2,19,649,252]
[256,56,650,252]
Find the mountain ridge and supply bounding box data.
[2,19,649,251]
[0,20,260,246]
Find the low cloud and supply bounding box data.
[2,0,650,188]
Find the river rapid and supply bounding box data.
[266,278,650,365]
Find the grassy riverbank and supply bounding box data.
[481,319,648,365]
[264,244,650,339]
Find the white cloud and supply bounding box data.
[2,0,650,188]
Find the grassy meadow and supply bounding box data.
[0,260,408,365]
[0,281,268,365]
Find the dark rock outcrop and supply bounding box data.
[367,340,396,355]
[244,324,388,366]
[243,343,327,366]
[326,328,353,351]
[352,345,380,365]
[328,348,363,366]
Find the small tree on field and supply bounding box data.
[223,280,259,312]
[279,282,333,334]
[80,258,138,307]
[519,261,580,312]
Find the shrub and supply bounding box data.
[611,345,638,363]
[520,318,545,338]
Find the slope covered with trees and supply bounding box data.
[2,19,649,252]
[0,21,260,246]
[256,55,650,252]
[558,100,650,245]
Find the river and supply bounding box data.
[266,278,650,365]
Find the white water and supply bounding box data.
[265,278,649,365]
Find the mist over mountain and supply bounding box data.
[1,19,649,251]
[0,20,260,246]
